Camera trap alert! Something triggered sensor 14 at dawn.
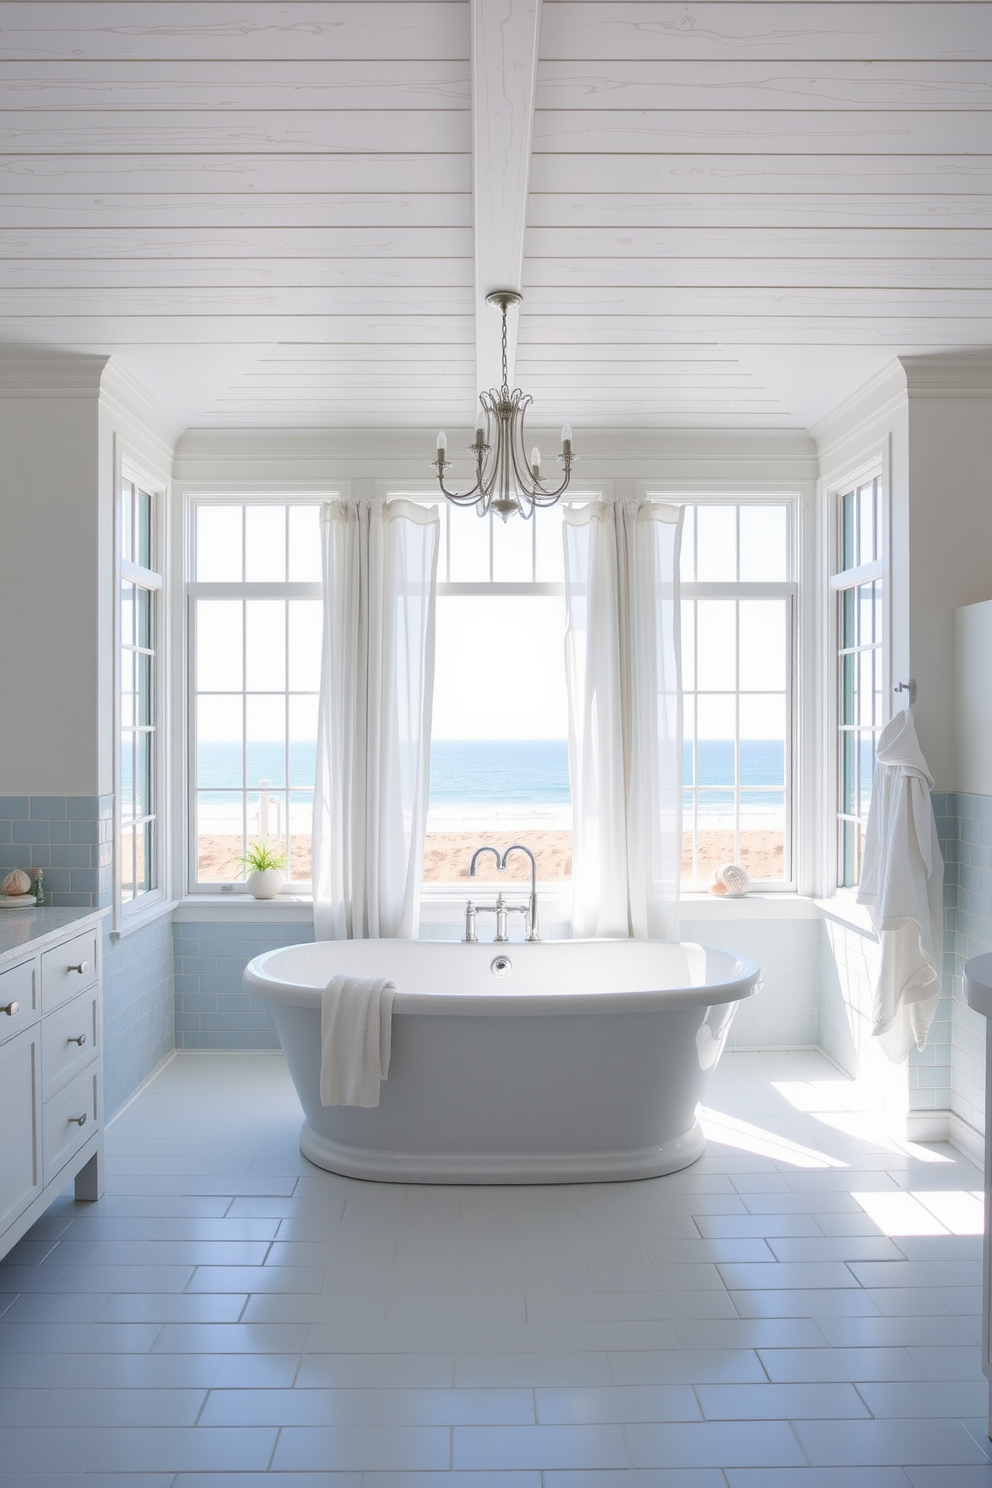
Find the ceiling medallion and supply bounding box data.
[433,291,575,520]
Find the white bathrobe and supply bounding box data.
[856,709,944,1062]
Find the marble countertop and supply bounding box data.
[0,906,109,972]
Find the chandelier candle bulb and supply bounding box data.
[436,431,447,457]
[531,447,541,479]
[561,423,572,456]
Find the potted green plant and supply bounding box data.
[239,842,287,899]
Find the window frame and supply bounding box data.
[113,458,167,933]
[657,490,800,891]
[828,467,888,890]
[183,491,334,897]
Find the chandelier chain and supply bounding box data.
[501,303,508,388]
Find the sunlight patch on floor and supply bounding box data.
[854,1188,984,1237]
[699,1107,848,1168]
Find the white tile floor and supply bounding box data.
[2,1048,992,1486]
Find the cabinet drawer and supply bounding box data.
[42,989,99,1103]
[44,1063,99,1181]
[0,1023,42,1234]
[41,928,98,1014]
[0,958,38,1046]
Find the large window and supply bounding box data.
[424,500,571,887]
[677,498,796,887]
[187,499,323,892]
[118,476,162,913]
[832,475,884,887]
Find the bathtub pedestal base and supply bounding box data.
[299,1118,706,1185]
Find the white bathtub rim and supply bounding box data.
[245,938,761,1016]
[298,1118,707,1184]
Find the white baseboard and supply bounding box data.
[906,1107,984,1168]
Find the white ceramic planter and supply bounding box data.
[247,867,284,899]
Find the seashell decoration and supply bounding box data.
[716,862,751,898]
[2,868,32,897]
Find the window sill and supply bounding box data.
[111,896,177,941]
[814,894,876,935]
[173,895,314,924]
[678,893,820,920]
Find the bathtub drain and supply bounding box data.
[490,956,512,977]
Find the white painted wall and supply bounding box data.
[955,601,992,796]
[0,363,103,794]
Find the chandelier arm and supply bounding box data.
[433,454,487,505]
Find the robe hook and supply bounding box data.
[894,679,916,705]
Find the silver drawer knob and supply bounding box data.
[0,1001,19,1016]
[68,961,89,975]
[68,1113,87,1128]
[67,1033,87,1047]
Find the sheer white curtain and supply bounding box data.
[563,499,683,940]
[312,498,439,941]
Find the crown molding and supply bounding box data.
[99,357,183,463]
[811,358,908,465]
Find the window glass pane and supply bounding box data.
[695,506,737,582]
[858,582,874,647]
[137,821,152,894]
[858,651,874,726]
[680,600,696,691]
[136,586,152,650]
[287,504,322,582]
[841,491,855,569]
[120,482,133,563]
[858,481,876,564]
[120,826,135,903]
[492,509,533,582]
[197,791,244,883]
[245,600,286,691]
[696,693,736,754]
[136,731,151,818]
[197,600,243,691]
[120,732,135,823]
[136,652,151,726]
[841,587,855,649]
[696,600,736,690]
[740,694,785,753]
[738,601,785,691]
[196,504,243,582]
[120,580,135,648]
[246,696,286,787]
[431,595,567,742]
[289,695,318,790]
[120,649,135,729]
[288,600,322,692]
[289,792,313,883]
[447,510,490,581]
[197,695,243,788]
[841,731,857,814]
[251,786,287,849]
[245,505,287,582]
[535,504,565,582]
[739,506,787,582]
[841,653,856,725]
[136,488,152,568]
[679,504,695,582]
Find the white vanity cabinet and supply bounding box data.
[0,909,106,1262]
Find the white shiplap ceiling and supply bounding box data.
[0,1,989,431]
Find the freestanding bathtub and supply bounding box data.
[245,938,760,1184]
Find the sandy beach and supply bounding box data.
[197,829,785,886]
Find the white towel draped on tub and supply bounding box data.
[320,974,396,1107]
[857,709,944,1063]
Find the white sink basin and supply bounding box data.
[963,952,992,1018]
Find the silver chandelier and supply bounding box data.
[432,291,575,521]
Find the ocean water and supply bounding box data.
[193,738,787,819]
